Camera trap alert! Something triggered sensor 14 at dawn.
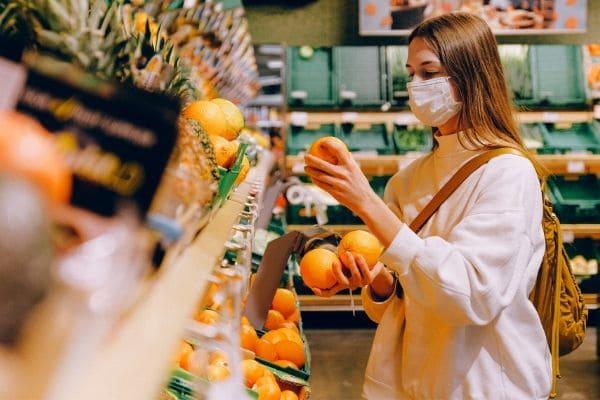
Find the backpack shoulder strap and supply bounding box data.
[409,147,524,233]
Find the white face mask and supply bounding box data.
[407,76,462,127]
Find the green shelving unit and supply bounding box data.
[287,47,336,106]
[335,46,386,106]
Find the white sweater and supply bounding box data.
[361,132,551,400]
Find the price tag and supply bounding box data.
[290,112,308,126]
[339,90,357,100]
[291,155,306,174]
[594,104,600,120]
[562,230,575,244]
[15,55,179,217]
[267,60,283,70]
[542,112,560,123]
[341,112,358,123]
[567,160,586,173]
[395,113,420,126]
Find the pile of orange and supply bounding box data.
[240,317,306,370]
[242,359,300,400]
[182,98,250,184]
[299,230,382,289]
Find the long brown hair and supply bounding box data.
[408,12,545,176]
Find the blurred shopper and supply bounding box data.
[304,12,551,399]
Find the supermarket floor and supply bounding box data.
[304,315,599,400]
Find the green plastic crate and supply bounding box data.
[547,174,600,223]
[287,47,336,106]
[335,46,386,106]
[392,125,433,154]
[286,123,337,155]
[500,45,587,108]
[538,121,600,154]
[339,122,393,154]
[386,46,410,106]
[520,123,545,151]
[529,45,587,107]
[499,45,535,105]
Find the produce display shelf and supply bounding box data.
[286,153,600,176]
[59,155,274,400]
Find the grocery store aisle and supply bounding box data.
[304,325,598,400]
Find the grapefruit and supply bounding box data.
[307,136,348,165]
[182,100,228,137]
[299,248,339,290]
[338,230,382,269]
[211,98,244,140]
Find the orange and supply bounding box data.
[0,112,72,204]
[176,341,194,370]
[209,135,239,169]
[208,350,228,366]
[278,321,300,333]
[194,309,220,325]
[234,155,250,185]
[299,248,339,290]
[278,327,302,345]
[207,364,230,381]
[274,360,299,370]
[240,323,259,352]
[211,98,244,140]
[264,309,285,331]
[186,348,209,376]
[274,340,305,368]
[280,390,299,400]
[182,100,228,137]
[241,359,265,388]
[262,329,287,345]
[271,288,297,319]
[307,136,348,165]
[254,376,281,400]
[255,338,278,362]
[286,309,300,325]
[338,230,382,269]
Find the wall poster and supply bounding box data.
[359,1,587,36]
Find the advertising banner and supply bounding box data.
[359,0,587,36]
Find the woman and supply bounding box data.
[303,12,551,400]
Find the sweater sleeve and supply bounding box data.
[361,282,400,323]
[380,155,542,326]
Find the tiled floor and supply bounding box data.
[304,325,598,400]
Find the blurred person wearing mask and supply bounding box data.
[303,12,550,399]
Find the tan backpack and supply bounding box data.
[409,148,588,398]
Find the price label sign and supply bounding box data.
[562,230,575,244]
[13,56,179,217]
[542,112,560,123]
[567,160,586,174]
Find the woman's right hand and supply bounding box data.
[310,252,385,298]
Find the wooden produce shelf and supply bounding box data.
[298,294,363,312]
[287,153,600,177]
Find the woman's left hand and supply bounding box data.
[304,140,376,216]
[311,252,385,297]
